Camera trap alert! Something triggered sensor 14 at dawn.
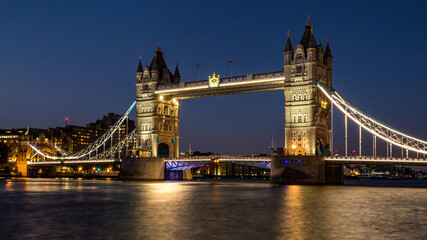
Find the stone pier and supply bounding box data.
[270,156,343,184]
[120,157,165,180]
[120,157,193,180]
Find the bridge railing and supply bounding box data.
[166,156,271,161]
[156,71,285,91]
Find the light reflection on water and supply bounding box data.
[0,178,426,240]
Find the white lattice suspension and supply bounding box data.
[95,129,136,159]
[30,101,136,160]
[54,144,70,156]
[317,81,427,155]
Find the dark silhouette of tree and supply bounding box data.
[0,142,10,164]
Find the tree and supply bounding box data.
[0,142,10,164]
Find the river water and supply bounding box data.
[0,178,426,240]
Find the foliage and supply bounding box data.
[0,142,10,164]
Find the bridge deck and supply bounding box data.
[325,156,427,165]
[27,156,427,167]
[165,156,271,162]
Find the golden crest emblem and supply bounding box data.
[208,72,220,87]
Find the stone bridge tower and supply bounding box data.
[135,45,180,158]
[284,18,333,156]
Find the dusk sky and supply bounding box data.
[1,0,426,155]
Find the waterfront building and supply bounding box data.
[0,128,51,162]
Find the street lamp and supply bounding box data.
[292,144,296,155]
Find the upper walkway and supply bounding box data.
[155,71,285,99]
[27,159,118,165]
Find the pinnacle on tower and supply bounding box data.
[156,42,162,53]
[174,60,180,77]
[306,14,311,27]
[299,15,316,49]
[173,60,181,83]
[150,44,167,71]
[285,29,293,52]
[148,44,171,82]
[136,55,143,73]
[324,37,332,58]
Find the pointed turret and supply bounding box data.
[173,60,181,83]
[137,55,143,72]
[324,37,332,66]
[324,37,332,58]
[148,43,170,82]
[299,15,317,49]
[136,55,143,81]
[284,30,294,65]
[285,30,293,52]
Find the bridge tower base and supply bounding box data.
[325,163,344,184]
[119,157,165,180]
[270,156,343,184]
[166,169,193,180]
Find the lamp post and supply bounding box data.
[292,144,296,155]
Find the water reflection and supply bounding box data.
[0,179,426,239]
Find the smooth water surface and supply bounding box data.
[1,178,426,240]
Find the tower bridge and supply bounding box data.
[23,18,427,183]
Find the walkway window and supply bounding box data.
[292,94,296,101]
[298,115,302,123]
[303,94,307,100]
[298,94,302,101]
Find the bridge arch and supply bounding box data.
[157,143,170,158]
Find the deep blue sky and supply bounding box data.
[1,0,426,155]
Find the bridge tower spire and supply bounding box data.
[173,60,181,83]
[284,30,293,65]
[284,18,333,156]
[136,55,143,81]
